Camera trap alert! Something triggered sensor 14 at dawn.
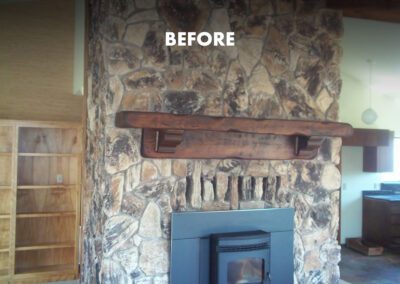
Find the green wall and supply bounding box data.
[339,18,400,243]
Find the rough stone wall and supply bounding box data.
[84,0,344,283]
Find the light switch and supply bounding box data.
[56,174,63,184]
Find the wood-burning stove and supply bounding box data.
[210,231,271,284]
[170,209,294,284]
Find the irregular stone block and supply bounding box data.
[106,44,142,75]
[123,69,164,92]
[164,68,186,89]
[216,172,229,201]
[159,0,210,33]
[139,239,169,275]
[139,201,162,238]
[239,201,265,209]
[254,177,264,200]
[237,38,263,76]
[141,161,159,182]
[124,23,149,47]
[208,49,229,78]
[104,173,124,216]
[143,23,167,68]
[188,161,202,208]
[158,194,172,237]
[209,8,231,33]
[100,258,129,284]
[230,176,239,209]
[103,215,139,257]
[202,178,215,202]
[223,61,248,116]
[183,47,208,68]
[126,163,141,191]
[136,179,174,199]
[102,16,125,41]
[121,192,146,219]
[105,129,140,174]
[120,90,162,112]
[321,164,341,191]
[202,201,230,211]
[136,0,155,9]
[316,88,333,114]
[107,76,123,115]
[172,178,187,211]
[164,90,204,115]
[108,0,135,18]
[186,70,221,92]
[248,65,274,95]
[172,160,187,177]
[128,10,159,24]
[112,246,139,275]
[319,9,343,38]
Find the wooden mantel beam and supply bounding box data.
[116,111,353,137]
[115,111,353,160]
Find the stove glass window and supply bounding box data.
[227,258,264,284]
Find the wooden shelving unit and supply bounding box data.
[0,120,82,283]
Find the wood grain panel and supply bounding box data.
[0,252,8,275]
[16,217,75,247]
[0,191,11,215]
[18,128,79,154]
[0,220,10,249]
[15,248,74,273]
[142,129,323,160]
[17,156,79,186]
[0,127,13,153]
[17,188,75,213]
[116,111,353,137]
[0,0,82,121]
[0,157,11,186]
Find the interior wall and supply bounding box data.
[339,18,400,243]
[0,0,83,122]
[339,18,400,136]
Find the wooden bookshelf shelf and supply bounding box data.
[0,214,10,219]
[0,186,11,190]
[0,269,8,276]
[16,242,75,251]
[18,153,79,157]
[16,211,76,218]
[0,247,9,253]
[15,264,74,274]
[17,185,77,190]
[0,153,11,156]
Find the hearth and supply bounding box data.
[210,231,271,284]
[170,209,294,284]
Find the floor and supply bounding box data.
[340,246,400,284]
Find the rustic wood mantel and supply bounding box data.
[116,111,353,160]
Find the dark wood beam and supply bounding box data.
[116,111,353,137]
[327,0,400,23]
[116,111,353,160]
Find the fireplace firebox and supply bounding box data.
[210,231,271,284]
[170,209,294,284]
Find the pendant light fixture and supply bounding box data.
[361,59,378,125]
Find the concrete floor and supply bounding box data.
[340,246,400,284]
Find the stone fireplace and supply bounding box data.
[84,0,343,283]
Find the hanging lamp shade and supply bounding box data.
[361,107,378,124]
